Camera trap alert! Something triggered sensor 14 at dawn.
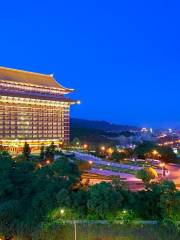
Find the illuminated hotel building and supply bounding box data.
[0,67,78,152]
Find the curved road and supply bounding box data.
[166,164,180,190]
[75,152,180,190]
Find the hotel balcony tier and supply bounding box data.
[0,66,79,153]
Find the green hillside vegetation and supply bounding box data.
[0,150,179,239]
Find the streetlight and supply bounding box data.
[152,150,161,160]
[101,146,105,151]
[73,220,77,240]
[152,150,158,155]
[60,209,65,215]
[100,146,106,156]
[60,209,76,240]
[76,142,80,148]
[107,147,113,155]
[83,144,88,149]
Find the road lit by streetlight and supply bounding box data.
[159,163,165,168]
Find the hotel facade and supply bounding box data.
[0,67,78,153]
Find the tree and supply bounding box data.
[0,152,81,239]
[45,142,56,161]
[39,144,45,162]
[111,149,133,162]
[136,167,158,186]
[134,142,177,163]
[157,180,180,221]
[111,151,126,162]
[134,180,179,221]
[133,189,162,220]
[158,146,177,163]
[22,142,31,160]
[87,182,123,219]
[0,156,35,239]
[0,151,12,164]
[71,137,81,147]
[134,141,156,159]
[77,161,93,172]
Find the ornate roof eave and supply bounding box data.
[0,66,74,93]
[51,76,74,93]
[0,91,80,105]
[0,78,73,93]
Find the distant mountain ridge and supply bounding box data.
[70,118,139,132]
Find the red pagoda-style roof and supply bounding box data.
[0,66,73,92]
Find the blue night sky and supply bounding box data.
[0,0,180,129]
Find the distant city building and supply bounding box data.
[0,67,79,153]
[173,148,178,154]
[141,127,149,133]
[141,127,153,134]
[168,128,173,134]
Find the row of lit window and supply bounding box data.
[0,121,69,125]
[0,135,68,139]
[0,132,68,134]
[0,136,66,139]
[0,112,69,116]
[0,120,69,123]
[1,110,69,113]
[0,107,69,110]
[0,106,69,111]
[0,106,69,112]
[0,82,65,95]
[0,113,69,118]
[0,128,69,131]
[0,116,69,119]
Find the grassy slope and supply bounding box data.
[36,223,180,240]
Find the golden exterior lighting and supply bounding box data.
[118,149,125,153]
[107,148,113,155]
[0,66,79,153]
[37,163,42,168]
[152,150,158,155]
[88,160,93,165]
[101,146,105,151]
[83,144,88,149]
